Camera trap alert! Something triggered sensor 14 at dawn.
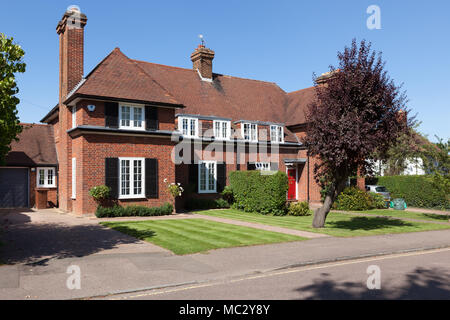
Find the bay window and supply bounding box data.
[242,123,258,142]
[178,117,198,137]
[270,125,284,143]
[119,105,145,130]
[119,157,145,199]
[213,120,231,140]
[198,161,216,193]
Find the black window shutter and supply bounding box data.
[270,162,279,171]
[145,106,159,131]
[217,163,226,193]
[105,102,119,128]
[247,162,256,170]
[105,158,119,199]
[145,158,158,198]
[188,164,198,193]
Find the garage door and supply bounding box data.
[0,168,29,208]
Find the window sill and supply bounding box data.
[118,127,146,131]
[198,190,217,194]
[118,195,147,200]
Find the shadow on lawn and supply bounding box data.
[0,212,142,266]
[328,216,415,231]
[295,267,450,299]
[422,213,450,221]
[104,224,157,241]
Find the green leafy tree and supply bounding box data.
[423,137,450,197]
[0,33,26,165]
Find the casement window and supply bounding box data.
[119,105,145,130]
[242,123,258,142]
[72,106,76,128]
[118,157,145,199]
[178,117,199,137]
[37,167,56,188]
[105,158,158,199]
[71,159,76,198]
[270,125,284,143]
[255,162,270,171]
[213,120,231,140]
[198,161,217,193]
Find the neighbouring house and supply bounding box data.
[2,7,364,213]
[0,124,58,208]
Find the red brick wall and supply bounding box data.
[69,134,176,214]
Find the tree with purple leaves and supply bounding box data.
[302,39,413,228]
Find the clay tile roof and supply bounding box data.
[6,124,58,166]
[285,86,317,126]
[70,48,181,106]
[67,48,318,141]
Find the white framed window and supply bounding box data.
[119,157,145,199]
[72,106,76,128]
[119,105,145,130]
[37,167,57,188]
[198,161,217,193]
[178,117,199,137]
[71,158,76,198]
[270,125,284,143]
[242,123,258,142]
[213,120,231,140]
[255,162,271,171]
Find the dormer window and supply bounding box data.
[242,123,258,142]
[178,117,199,138]
[119,104,145,130]
[270,125,284,143]
[213,120,231,140]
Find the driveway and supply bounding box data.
[0,208,168,265]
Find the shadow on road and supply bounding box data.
[0,211,141,266]
[295,267,450,299]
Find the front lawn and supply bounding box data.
[196,209,450,237]
[340,209,450,222]
[101,218,305,255]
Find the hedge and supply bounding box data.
[367,175,449,210]
[335,187,386,211]
[95,202,173,218]
[185,198,230,210]
[229,171,288,215]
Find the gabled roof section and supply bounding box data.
[6,124,58,166]
[65,48,182,107]
[285,86,317,126]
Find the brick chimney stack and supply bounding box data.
[56,6,87,101]
[190,45,215,80]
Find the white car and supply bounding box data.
[365,185,391,201]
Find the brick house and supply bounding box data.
[27,7,344,214]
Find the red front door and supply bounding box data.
[287,168,296,200]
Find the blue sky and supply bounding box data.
[1,0,449,141]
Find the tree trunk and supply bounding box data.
[312,178,347,228]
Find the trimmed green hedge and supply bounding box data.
[335,187,386,211]
[229,171,288,215]
[96,202,173,218]
[185,198,230,210]
[369,175,449,210]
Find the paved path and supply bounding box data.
[194,214,329,239]
[405,207,450,216]
[335,210,450,225]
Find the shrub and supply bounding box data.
[185,198,230,210]
[288,201,311,216]
[335,187,373,211]
[369,192,387,209]
[95,202,173,218]
[368,175,449,209]
[89,185,110,203]
[221,186,234,204]
[229,171,289,215]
